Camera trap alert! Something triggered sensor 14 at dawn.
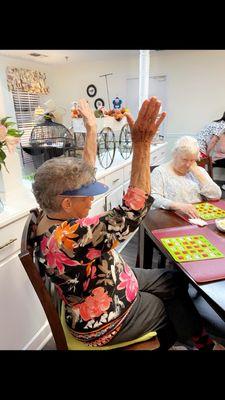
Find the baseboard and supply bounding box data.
[22,320,52,350]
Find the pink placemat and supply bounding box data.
[152,225,225,283]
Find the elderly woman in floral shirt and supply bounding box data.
[33,98,222,350]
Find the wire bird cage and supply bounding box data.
[22,118,76,169]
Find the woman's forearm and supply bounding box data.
[207,135,219,155]
[130,143,150,194]
[82,128,97,167]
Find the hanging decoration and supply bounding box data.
[6,67,49,94]
[94,98,105,110]
[86,84,97,97]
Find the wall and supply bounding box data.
[0,53,139,129]
[2,50,225,135]
[48,50,225,137]
[47,55,139,128]
[1,50,225,175]
[148,50,225,135]
[0,55,53,117]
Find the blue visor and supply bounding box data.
[59,181,109,197]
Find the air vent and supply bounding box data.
[29,53,48,58]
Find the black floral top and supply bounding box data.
[36,189,154,346]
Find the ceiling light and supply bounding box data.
[29,53,48,58]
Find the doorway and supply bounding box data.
[126,75,167,138]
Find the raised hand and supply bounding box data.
[189,161,200,174]
[125,97,166,144]
[77,99,96,130]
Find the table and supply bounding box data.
[139,205,225,322]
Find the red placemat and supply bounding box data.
[152,225,225,283]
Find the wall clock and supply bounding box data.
[94,98,105,109]
[86,84,97,97]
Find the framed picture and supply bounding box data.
[94,98,105,109]
[87,84,97,97]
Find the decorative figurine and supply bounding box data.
[112,96,122,109]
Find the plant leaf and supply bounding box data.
[1,160,9,172]
[4,121,16,128]
[0,116,11,125]
[0,149,8,172]
[6,128,24,137]
[0,148,6,161]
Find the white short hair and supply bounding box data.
[172,136,200,158]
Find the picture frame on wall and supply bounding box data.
[94,98,105,109]
[87,84,97,97]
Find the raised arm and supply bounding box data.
[189,162,221,200]
[77,99,97,167]
[125,97,166,194]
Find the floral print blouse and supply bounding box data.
[196,121,225,155]
[36,188,154,347]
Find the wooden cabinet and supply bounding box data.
[0,212,51,349]
[106,185,123,210]
[89,197,106,216]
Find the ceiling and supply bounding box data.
[0,49,142,65]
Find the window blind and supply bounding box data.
[12,89,43,165]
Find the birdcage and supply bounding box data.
[22,118,76,169]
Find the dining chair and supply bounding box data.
[197,156,214,179]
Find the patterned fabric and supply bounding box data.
[6,67,49,94]
[151,162,221,210]
[36,188,154,347]
[196,121,225,155]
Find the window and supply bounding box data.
[12,89,44,165]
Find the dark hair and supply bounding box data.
[214,112,225,122]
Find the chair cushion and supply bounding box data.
[60,304,157,350]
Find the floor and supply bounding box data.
[42,180,225,350]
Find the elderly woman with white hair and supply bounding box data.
[151,136,222,218]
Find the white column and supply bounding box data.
[138,50,150,110]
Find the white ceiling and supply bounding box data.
[0,49,141,65]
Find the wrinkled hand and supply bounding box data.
[178,203,199,218]
[77,99,96,130]
[125,96,166,144]
[189,161,199,174]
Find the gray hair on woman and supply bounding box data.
[32,157,96,213]
[172,135,200,159]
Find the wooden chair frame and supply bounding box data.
[197,156,214,179]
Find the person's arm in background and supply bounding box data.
[189,162,222,200]
[77,99,97,167]
[215,131,225,154]
[206,134,221,155]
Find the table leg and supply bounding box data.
[138,224,154,269]
[157,253,167,268]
